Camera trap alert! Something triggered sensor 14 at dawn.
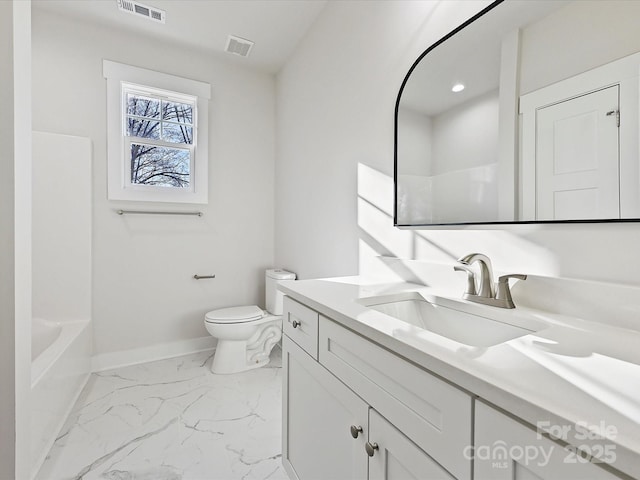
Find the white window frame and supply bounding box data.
[103,60,211,204]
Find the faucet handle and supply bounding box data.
[495,274,527,308]
[454,265,477,296]
[498,274,527,282]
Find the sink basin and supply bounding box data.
[357,292,547,347]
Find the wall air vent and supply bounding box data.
[225,35,254,58]
[117,0,165,24]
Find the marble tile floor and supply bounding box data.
[36,347,286,480]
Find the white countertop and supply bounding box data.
[278,276,640,478]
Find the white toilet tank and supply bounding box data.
[265,269,296,315]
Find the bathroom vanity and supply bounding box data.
[278,1,640,478]
[279,277,639,480]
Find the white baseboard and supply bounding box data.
[91,336,217,372]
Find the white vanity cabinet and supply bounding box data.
[474,402,621,480]
[281,295,624,480]
[318,316,473,480]
[282,296,472,480]
[282,334,458,480]
[282,336,368,480]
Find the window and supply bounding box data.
[104,60,211,203]
[125,86,195,188]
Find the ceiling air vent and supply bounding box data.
[225,35,254,58]
[117,0,165,24]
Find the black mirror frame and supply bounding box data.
[393,0,639,228]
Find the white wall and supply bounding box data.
[431,89,499,175]
[276,0,640,286]
[276,0,486,279]
[1,1,32,478]
[32,9,276,358]
[520,0,640,94]
[430,89,499,223]
[397,107,432,176]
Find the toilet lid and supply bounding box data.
[205,305,264,323]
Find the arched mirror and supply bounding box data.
[395,0,640,226]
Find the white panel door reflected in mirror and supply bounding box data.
[535,86,619,221]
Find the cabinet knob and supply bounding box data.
[292,320,301,328]
[350,425,363,439]
[365,442,379,457]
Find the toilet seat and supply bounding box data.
[205,305,264,324]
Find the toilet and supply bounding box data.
[204,268,296,374]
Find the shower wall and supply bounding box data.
[32,131,92,322]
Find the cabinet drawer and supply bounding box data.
[319,317,473,480]
[283,296,319,359]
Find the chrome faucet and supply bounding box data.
[454,253,526,309]
[458,253,495,298]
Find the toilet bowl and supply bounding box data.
[205,306,282,374]
[204,269,296,374]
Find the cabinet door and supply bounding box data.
[282,335,369,480]
[319,317,472,480]
[368,410,456,480]
[475,402,621,480]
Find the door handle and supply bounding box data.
[606,109,620,127]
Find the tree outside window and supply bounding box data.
[124,88,196,188]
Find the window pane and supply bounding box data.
[162,100,193,124]
[162,122,193,144]
[127,117,160,140]
[130,143,190,188]
[127,94,160,118]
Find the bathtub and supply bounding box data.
[31,318,91,479]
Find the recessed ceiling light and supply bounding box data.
[451,83,465,93]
